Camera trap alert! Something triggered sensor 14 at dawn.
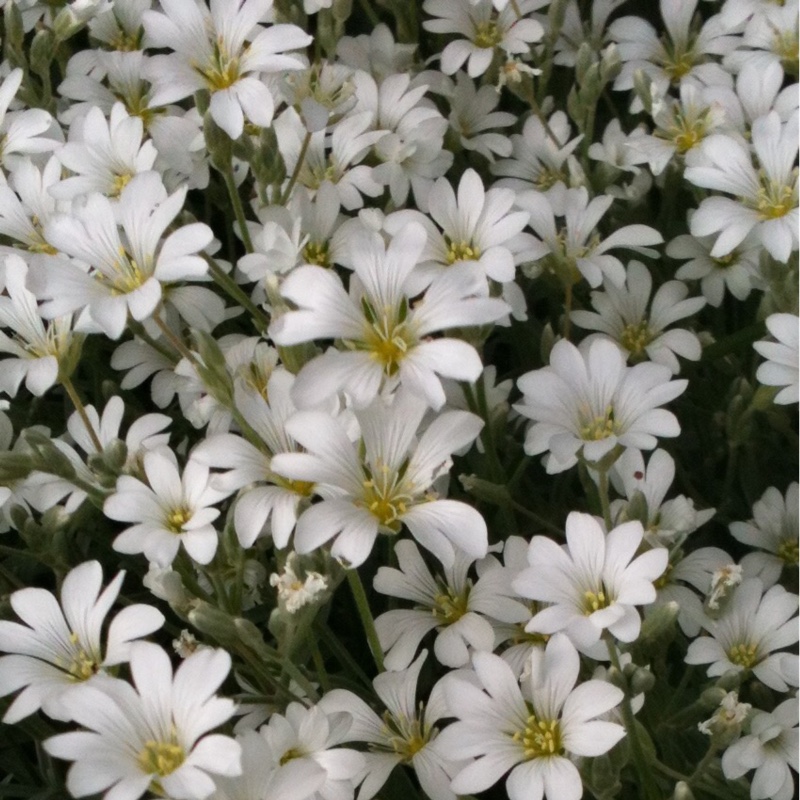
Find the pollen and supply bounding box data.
[112,172,133,196]
[302,241,331,267]
[583,588,611,614]
[432,585,470,623]
[445,238,481,264]
[166,507,191,533]
[755,174,797,220]
[138,738,185,777]
[194,37,242,91]
[620,319,652,356]
[279,747,304,765]
[728,642,759,669]
[473,19,503,49]
[512,712,563,759]
[381,710,432,762]
[359,297,417,376]
[579,405,618,441]
[359,462,413,532]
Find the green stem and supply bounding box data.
[152,313,199,367]
[347,568,385,673]
[128,319,179,364]
[310,636,331,693]
[687,743,719,787]
[507,500,564,536]
[650,760,690,782]
[223,161,254,253]
[597,467,613,530]
[205,256,270,333]
[313,620,374,690]
[356,0,380,25]
[61,375,103,453]
[281,131,312,205]
[563,281,573,340]
[606,637,663,800]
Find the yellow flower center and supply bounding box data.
[579,405,619,441]
[63,633,101,681]
[728,642,759,669]
[166,507,191,533]
[512,711,563,759]
[711,253,737,269]
[654,562,674,590]
[357,297,417,377]
[778,538,799,566]
[473,20,503,49]
[583,588,611,614]
[112,172,133,196]
[755,173,798,220]
[138,738,185,777]
[380,710,432,762]
[773,30,799,72]
[194,37,242,91]
[108,28,143,52]
[661,41,697,83]
[303,241,331,267]
[279,747,304,765]
[445,238,481,264]
[359,461,413,532]
[432,584,470,624]
[620,319,652,356]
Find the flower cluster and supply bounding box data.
[0,2,795,800]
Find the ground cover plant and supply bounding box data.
[0,0,796,799]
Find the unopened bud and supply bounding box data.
[672,782,695,800]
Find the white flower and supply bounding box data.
[721,698,799,800]
[258,701,365,800]
[44,642,242,800]
[373,539,528,669]
[610,448,715,548]
[685,578,800,692]
[0,68,58,168]
[447,72,515,162]
[492,111,583,194]
[571,260,706,373]
[423,0,544,78]
[319,651,466,800]
[0,254,77,397]
[65,394,170,465]
[143,0,311,139]
[39,172,213,339]
[731,483,799,585]
[270,221,508,410]
[436,635,625,800]
[390,168,533,299]
[271,392,488,568]
[52,103,158,200]
[667,229,763,307]
[0,560,163,723]
[684,111,799,263]
[516,186,664,288]
[753,313,799,404]
[104,447,228,566]
[513,512,668,652]
[515,338,687,473]
[274,108,386,210]
[609,0,738,95]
